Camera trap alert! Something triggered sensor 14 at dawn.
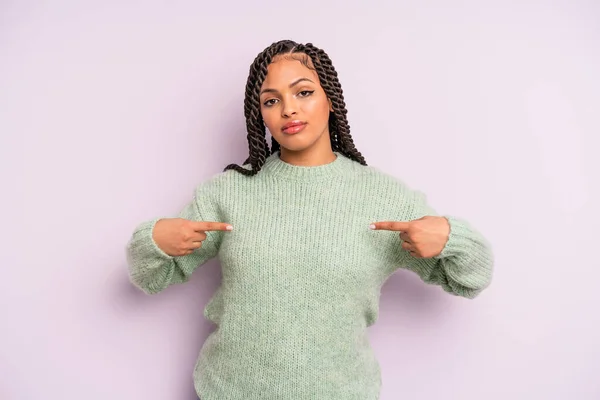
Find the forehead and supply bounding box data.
[261,54,319,87]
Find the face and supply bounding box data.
[259,54,334,155]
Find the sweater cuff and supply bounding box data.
[129,218,173,261]
[434,216,493,290]
[436,216,472,259]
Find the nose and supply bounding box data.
[281,98,298,118]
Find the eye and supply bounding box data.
[263,99,278,107]
[298,90,315,97]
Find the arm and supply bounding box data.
[125,183,224,295]
[389,190,494,299]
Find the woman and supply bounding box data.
[126,40,494,400]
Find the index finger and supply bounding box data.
[191,221,233,232]
[369,221,411,232]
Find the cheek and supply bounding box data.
[302,97,331,122]
[260,108,278,133]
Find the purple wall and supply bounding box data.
[2,1,599,399]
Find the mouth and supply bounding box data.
[282,121,307,135]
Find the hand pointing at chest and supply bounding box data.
[370,216,450,258]
[153,218,233,257]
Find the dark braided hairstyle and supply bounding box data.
[223,40,367,176]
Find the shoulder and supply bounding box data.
[191,163,254,198]
[353,163,416,197]
[353,162,432,212]
[352,163,435,218]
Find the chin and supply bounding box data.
[270,125,329,153]
[274,137,317,153]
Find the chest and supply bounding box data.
[216,186,400,289]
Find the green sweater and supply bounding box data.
[126,151,494,400]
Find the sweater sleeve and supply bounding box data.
[125,182,224,295]
[391,188,494,299]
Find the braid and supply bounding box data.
[222,40,295,176]
[224,40,367,176]
[300,44,366,165]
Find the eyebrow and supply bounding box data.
[260,78,315,95]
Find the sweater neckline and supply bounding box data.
[262,151,352,181]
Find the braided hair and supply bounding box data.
[223,40,367,176]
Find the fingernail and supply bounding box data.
[226,225,233,231]
[369,224,376,230]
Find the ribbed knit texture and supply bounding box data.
[126,151,494,400]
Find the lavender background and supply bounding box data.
[1,1,599,399]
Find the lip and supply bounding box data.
[282,121,307,134]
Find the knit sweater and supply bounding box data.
[126,151,494,400]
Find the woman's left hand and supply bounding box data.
[370,216,450,258]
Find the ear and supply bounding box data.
[328,98,334,112]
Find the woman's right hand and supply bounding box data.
[152,218,233,257]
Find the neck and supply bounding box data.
[262,149,351,182]
[279,144,337,167]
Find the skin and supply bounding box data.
[370,217,450,258]
[259,54,336,167]
[153,220,233,257]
